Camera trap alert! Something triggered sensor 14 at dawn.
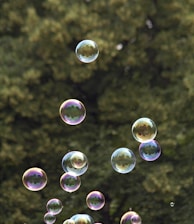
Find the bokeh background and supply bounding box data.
[0,0,193,223]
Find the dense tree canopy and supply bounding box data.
[0,0,193,224]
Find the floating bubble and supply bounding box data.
[86,191,105,211]
[75,40,99,63]
[63,219,75,224]
[111,148,136,174]
[59,99,86,125]
[120,211,142,224]
[131,117,157,143]
[170,201,175,207]
[60,172,81,193]
[71,214,94,224]
[22,167,47,191]
[139,140,161,161]
[46,198,63,215]
[44,212,56,224]
[62,151,88,176]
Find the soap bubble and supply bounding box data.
[75,40,99,63]
[46,198,63,215]
[170,201,175,207]
[86,191,105,210]
[59,99,86,125]
[111,148,136,174]
[71,214,94,224]
[44,212,56,224]
[120,211,142,224]
[60,172,81,193]
[22,167,47,191]
[131,117,157,143]
[62,151,88,176]
[63,219,75,224]
[139,140,161,161]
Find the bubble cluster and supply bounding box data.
[120,211,142,224]
[111,148,136,174]
[71,214,94,224]
[131,117,157,143]
[86,191,105,210]
[62,151,88,176]
[22,167,47,191]
[60,172,81,193]
[46,198,63,215]
[139,140,161,161]
[75,40,99,63]
[59,99,86,125]
[44,212,56,224]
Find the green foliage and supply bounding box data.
[0,0,193,224]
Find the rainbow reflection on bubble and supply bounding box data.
[59,99,86,125]
[131,117,157,143]
[60,172,81,193]
[139,140,161,161]
[111,147,136,174]
[63,219,75,224]
[62,151,88,176]
[75,40,99,63]
[22,167,47,191]
[86,191,105,210]
[46,198,63,215]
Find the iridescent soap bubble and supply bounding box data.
[46,198,63,215]
[59,99,86,125]
[111,148,136,174]
[71,214,94,224]
[120,211,142,224]
[131,117,157,143]
[63,219,75,224]
[86,191,105,210]
[60,172,81,193]
[22,167,47,191]
[44,212,56,224]
[170,201,175,207]
[139,140,161,161]
[75,40,99,63]
[62,151,88,176]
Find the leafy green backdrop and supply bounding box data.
[0,0,193,223]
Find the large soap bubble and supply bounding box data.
[60,172,81,193]
[46,198,63,215]
[63,219,75,224]
[75,40,99,63]
[120,211,142,224]
[131,117,157,143]
[59,99,86,125]
[111,148,136,174]
[62,151,88,176]
[71,214,94,224]
[139,140,161,161]
[86,191,105,210]
[22,167,47,191]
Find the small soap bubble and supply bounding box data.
[62,151,88,176]
[46,198,63,215]
[86,191,105,211]
[71,214,94,224]
[139,140,161,161]
[60,172,81,193]
[111,147,136,174]
[120,211,142,224]
[44,212,56,224]
[59,99,86,125]
[22,167,47,191]
[75,40,99,63]
[63,219,75,224]
[170,201,175,207]
[131,117,157,143]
